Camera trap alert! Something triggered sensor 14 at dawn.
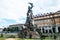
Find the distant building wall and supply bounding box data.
[9,24,24,30]
[34,10,60,33]
[34,10,60,27]
[0,28,3,32]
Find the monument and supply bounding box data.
[18,2,40,38]
[24,3,34,31]
[24,3,36,38]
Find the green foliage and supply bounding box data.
[3,28,7,31]
[0,34,3,38]
[3,27,19,32]
[6,35,16,38]
[1,34,3,37]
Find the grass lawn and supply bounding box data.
[0,38,60,40]
[0,38,55,40]
[0,38,6,40]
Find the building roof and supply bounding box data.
[9,24,24,27]
[34,10,60,18]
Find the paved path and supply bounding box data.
[5,38,16,40]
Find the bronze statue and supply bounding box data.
[23,2,34,38]
[25,2,34,31]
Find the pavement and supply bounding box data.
[5,38,16,40]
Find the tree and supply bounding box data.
[3,27,20,33]
[7,28,10,33]
[3,28,7,32]
[0,33,3,37]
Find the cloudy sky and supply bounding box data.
[0,0,60,28]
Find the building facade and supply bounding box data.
[9,24,24,30]
[34,10,60,33]
[0,28,3,33]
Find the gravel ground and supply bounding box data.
[5,38,16,40]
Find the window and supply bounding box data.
[54,15,58,17]
[50,15,52,17]
[58,14,60,16]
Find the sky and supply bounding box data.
[0,0,60,28]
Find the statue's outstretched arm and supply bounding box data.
[29,3,33,9]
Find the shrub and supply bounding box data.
[6,35,16,38]
[0,34,3,38]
